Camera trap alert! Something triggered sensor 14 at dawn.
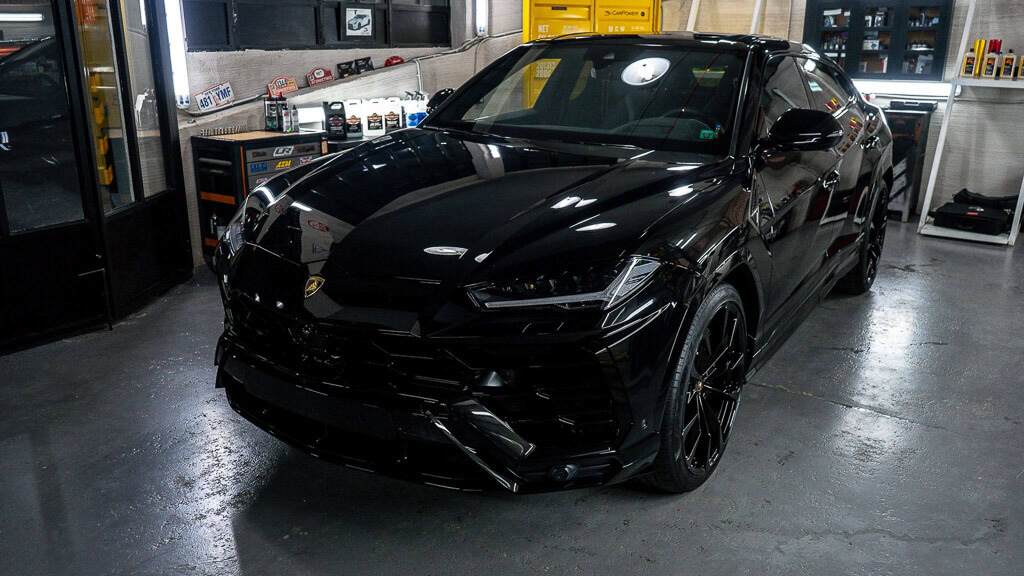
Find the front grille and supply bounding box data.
[229,295,621,449]
[229,296,472,390]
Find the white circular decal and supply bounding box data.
[621,58,671,86]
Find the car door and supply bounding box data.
[753,55,839,325]
[798,58,866,267]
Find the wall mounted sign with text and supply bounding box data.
[268,76,299,98]
[307,67,335,87]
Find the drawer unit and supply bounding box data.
[192,131,328,262]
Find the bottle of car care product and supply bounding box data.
[961,47,978,77]
[383,97,403,132]
[265,97,280,131]
[345,99,363,139]
[1001,50,1017,80]
[291,106,299,132]
[363,98,386,138]
[282,102,292,133]
[982,50,1000,79]
[324,101,347,139]
[404,94,427,127]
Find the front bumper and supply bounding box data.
[215,299,677,493]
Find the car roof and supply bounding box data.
[532,31,806,55]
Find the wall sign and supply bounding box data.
[268,76,299,98]
[346,8,372,37]
[307,67,335,87]
[194,81,235,113]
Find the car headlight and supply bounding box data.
[222,187,272,257]
[468,257,661,310]
[223,210,246,255]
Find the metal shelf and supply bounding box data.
[954,77,1024,89]
[919,222,1011,245]
[917,0,1024,247]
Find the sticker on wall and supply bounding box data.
[307,67,335,87]
[268,76,299,98]
[194,81,235,113]
[346,8,372,37]
[273,146,294,157]
[275,159,293,170]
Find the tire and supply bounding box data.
[836,183,889,295]
[643,283,748,493]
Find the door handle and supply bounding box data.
[823,170,841,191]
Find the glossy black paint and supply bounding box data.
[766,109,845,152]
[213,33,893,492]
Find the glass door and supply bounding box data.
[0,0,109,348]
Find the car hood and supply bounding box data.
[227,128,737,331]
[249,128,731,282]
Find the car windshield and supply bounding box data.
[426,42,747,154]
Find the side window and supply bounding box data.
[799,58,853,114]
[759,56,812,137]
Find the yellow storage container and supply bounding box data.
[594,0,659,35]
[523,0,660,43]
[524,0,593,43]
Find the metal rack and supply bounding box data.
[917,0,1024,246]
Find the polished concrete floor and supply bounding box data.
[2,222,1022,575]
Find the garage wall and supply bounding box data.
[661,0,805,40]
[178,1,523,266]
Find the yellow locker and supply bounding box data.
[523,0,594,43]
[523,0,661,43]
[594,0,660,35]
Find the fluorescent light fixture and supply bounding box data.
[163,0,191,109]
[0,13,44,22]
[853,79,952,98]
[475,0,488,36]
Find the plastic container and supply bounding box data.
[384,97,404,132]
[345,99,364,139]
[363,98,387,138]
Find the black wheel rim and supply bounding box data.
[866,192,888,283]
[679,303,746,476]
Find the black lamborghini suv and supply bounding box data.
[212,33,893,493]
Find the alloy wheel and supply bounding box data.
[679,302,747,476]
[866,194,888,283]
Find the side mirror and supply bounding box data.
[426,88,454,113]
[765,108,844,152]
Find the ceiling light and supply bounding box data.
[0,13,44,22]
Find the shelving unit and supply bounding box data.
[804,1,953,81]
[916,0,1024,246]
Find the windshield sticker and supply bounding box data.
[621,58,671,86]
[699,129,716,140]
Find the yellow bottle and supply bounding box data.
[962,48,978,77]
[982,52,1000,79]
[1001,51,1017,79]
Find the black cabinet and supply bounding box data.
[192,131,328,261]
[804,0,953,81]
